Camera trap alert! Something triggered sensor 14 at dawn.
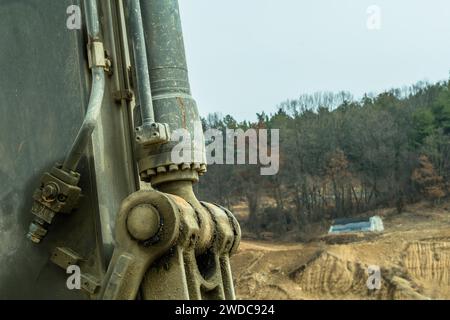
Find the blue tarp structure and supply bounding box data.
[328,216,384,234]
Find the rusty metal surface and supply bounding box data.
[137,0,206,179]
[0,0,239,300]
[0,0,136,299]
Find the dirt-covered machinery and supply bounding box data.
[0,0,240,299]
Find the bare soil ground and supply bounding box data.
[231,201,450,300]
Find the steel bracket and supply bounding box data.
[87,41,107,69]
[50,247,101,296]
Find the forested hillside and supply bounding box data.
[197,80,450,236]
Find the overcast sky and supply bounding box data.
[178,0,450,121]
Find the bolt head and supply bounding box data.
[127,205,160,242]
[42,183,58,202]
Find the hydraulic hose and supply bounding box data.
[125,0,155,125]
[63,0,106,172]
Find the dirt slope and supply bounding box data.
[231,202,450,300]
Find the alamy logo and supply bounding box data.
[66,5,81,30]
[66,265,81,290]
[366,5,382,30]
[171,122,280,176]
[366,265,382,290]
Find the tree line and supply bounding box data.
[197,80,450,236]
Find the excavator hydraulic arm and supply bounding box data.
[21,0,241,300]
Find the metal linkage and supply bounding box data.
[98,188,241,300]
[99,190,180,299]
[141,197,241,300]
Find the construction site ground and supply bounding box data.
[231,201,450,300]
